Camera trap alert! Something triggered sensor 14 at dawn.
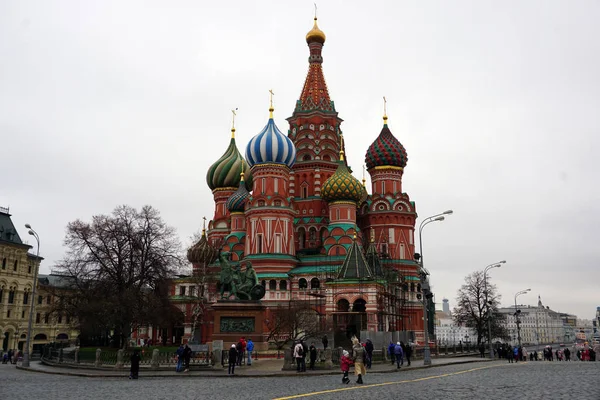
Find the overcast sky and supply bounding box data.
[2,1,599,320]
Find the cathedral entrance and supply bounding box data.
[333,298,367,348]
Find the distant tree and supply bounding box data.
[453,271,509,345]
[54,205,183,348]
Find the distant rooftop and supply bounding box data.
[0,206,26,246]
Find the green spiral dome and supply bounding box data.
[206,137,253,191]
[321,160,363,203]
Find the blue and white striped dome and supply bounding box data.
[245,117,296,168]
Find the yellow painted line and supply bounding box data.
[272,364,508,400]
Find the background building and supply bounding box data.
[435,299,474,346]
[0,207,76,353]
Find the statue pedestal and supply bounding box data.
[211,300,269,351]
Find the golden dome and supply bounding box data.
[306,17,326,44]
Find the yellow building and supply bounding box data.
[0,207,77,354]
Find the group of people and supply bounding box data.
[292,340,319,372]
[386,341,413,369]
[227,337,254,375]
[1,349,21,364]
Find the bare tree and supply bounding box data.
[453,270,509,345]
[266,302,328,350]
[54,205,183,348]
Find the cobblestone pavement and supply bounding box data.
[4,360,599,399]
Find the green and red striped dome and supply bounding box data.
[365,121,408,170]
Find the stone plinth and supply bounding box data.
[211,300,268,351]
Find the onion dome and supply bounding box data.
[206,127,252,191]
[306,17,326,44]
[365,115,408,170]
[321,149,363,203]
[226,172,250,212]
[245,104,296,168]
[187,228,218,265]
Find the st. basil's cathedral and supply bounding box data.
[170,16,431,349]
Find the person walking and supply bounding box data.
[236,340,243,366]
[183,344,192,372]
[506,346,513,363]
[394,342,404,368]
[175,344,185,372]
[340,350,353,384]
[404,342,412,366]
[564,347,571,361]
[246,338,254,366]
[352,336,366,384]
[293,341,304,373]
[129,349,141,379]
[479,344,485,358]
[388,342,395,365]
[309,343,317,370]
[364,339,374,369]
[228,344,238,375]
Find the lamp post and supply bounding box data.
[514,288,531,348]
[483,260,506,358]
[22,224,40,368]
[417,209,453,366]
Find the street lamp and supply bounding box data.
[417,209,453,366]
[22,224,40,368]
[514,288,531,348]
[483,260,506,358]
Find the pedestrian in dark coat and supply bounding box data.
[309,343,317,370]
[183,344,192,372]
[130,349,141,379]
[365,339,374,369]
[404,342,413,366]
[228,344,238,375]
[322,335,328,350]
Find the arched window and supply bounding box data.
[56,333,69,341]
[303,154,311,161]
[309,228,317,241]
[23,289,29,305]
[1,258,6,269]
[353,298,367,313]
[279,280,287,291]
[337,298,350,312]
[410,283,415,292]
[8,287,16,304]
[417,284,421,292]
[298,228,305,250]
[0,286,3,303]
[34,333,47,341]
[310,278,320,289]
[13,259,18,271]
[298,278,308,289]
[261,280,266,287]
[269,280,277,291]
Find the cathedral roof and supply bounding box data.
[365,116,408,170]
[187,229,219,265]
[321,157,363,203]
[245,109,296,168]
[226,174,250,212]
[206,129,253,191]
[365,240,383,277]
[338,237,373,280]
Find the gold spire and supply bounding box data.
[231,108,238,138]
[269,89,275,119]
[362,165,366,186]
[353,231,357,240]
[240,160,245,182]
[370,229,375,243]
[339,131,345,161]
[202,216,207,235]
[306,11,326,44]
[383,96,388,125]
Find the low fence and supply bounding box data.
[41,347,213,369]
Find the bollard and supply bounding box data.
[115,349,124,369]
[151,348,160,368]
[95,348,102,367]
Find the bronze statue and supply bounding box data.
[218,252,265,301]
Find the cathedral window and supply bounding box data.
[269,280,277,291]
[298,278,308,289]
[302,186,308,198]
[274,178,279,193]
[310,278,320,289]
[303,154,311,161]
[257,234,263,253]
[309,228,316,241]
[279,280,287,291]
[274,234,282,253]
[179,286,186,296]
